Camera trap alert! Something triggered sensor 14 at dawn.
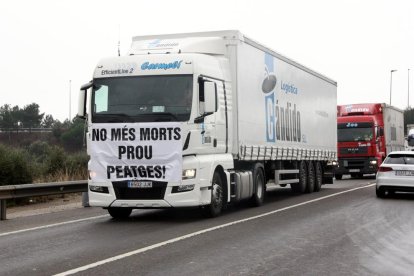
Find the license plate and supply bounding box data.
[395,170,414,176]
[349,169,360,172]
[128,181,152,188]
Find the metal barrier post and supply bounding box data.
[82,192,90,207]
[0,199,6,220]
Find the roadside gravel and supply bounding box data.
[7,193,84,219]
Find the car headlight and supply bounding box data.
[182,169,196,180]
[370,160,377,165]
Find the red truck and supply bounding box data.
[335,103,405,180]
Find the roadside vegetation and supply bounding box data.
[0,103,88,186]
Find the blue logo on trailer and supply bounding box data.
[263,53,277,142]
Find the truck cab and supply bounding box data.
[335,104,385,179]
[78,36,235,217]
[335,103,404,180]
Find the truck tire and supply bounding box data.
[305,161,315,193]
[291,161,307,193]
[201,171,224,217]
[334,174,343,180]
[314,162,323,192]
[250,164,265,207]
[108,207,132,219]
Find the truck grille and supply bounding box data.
[112,181,167,200]
[345,160,365,169]
[339,147,368,155]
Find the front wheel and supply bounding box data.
[201,171,224,218]
[108,207,132,219]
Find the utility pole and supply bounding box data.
[408,69,410,109]
[390,70,397,105]
[69,80,72,121]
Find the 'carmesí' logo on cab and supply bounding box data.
[141,60,182,70]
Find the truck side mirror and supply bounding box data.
[203,82,217,114]
[77,82,93,119]
[376,127,384,137]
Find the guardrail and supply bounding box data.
[0,180,87,220]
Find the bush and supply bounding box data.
[44,145,66,175]
[0,144,32,186]
[28,141,50,162]
[65,151,89,177]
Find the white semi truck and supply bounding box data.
[78,30,337,218]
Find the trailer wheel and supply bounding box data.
[201,171,224,217]
[305,161,315,193]
[314,162,323,192]
[291,161,307,193]
[250,164,265,207]
[334,174,343,180]
[108,207,132,219]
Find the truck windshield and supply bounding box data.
[92,75,193,123]
[337,127,373,142]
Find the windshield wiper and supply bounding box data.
[152,112,179,121]
[95,113,133,122]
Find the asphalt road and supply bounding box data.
[1,176,414,276]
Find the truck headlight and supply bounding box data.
[328,161,338,166]
[182,169,196,180]
[370,160,377,165]
[88,170,97,180]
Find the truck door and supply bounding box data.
[198,77,228,154]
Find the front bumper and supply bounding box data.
[335,158,378,175]
[88,179,212,208]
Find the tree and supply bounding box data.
[0,104,21,131]
[60,118,85,151]
[41,114,55,128]
[0,104,14,130]
[20,103,44,130]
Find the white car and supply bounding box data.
[376,151,414,197]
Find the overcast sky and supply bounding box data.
[1,0,413,121]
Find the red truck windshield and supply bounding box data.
[337,122,374,142]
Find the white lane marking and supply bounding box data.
[55,183,376,276]
[0,215,108,238]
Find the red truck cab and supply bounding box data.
[335,103,390,179]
